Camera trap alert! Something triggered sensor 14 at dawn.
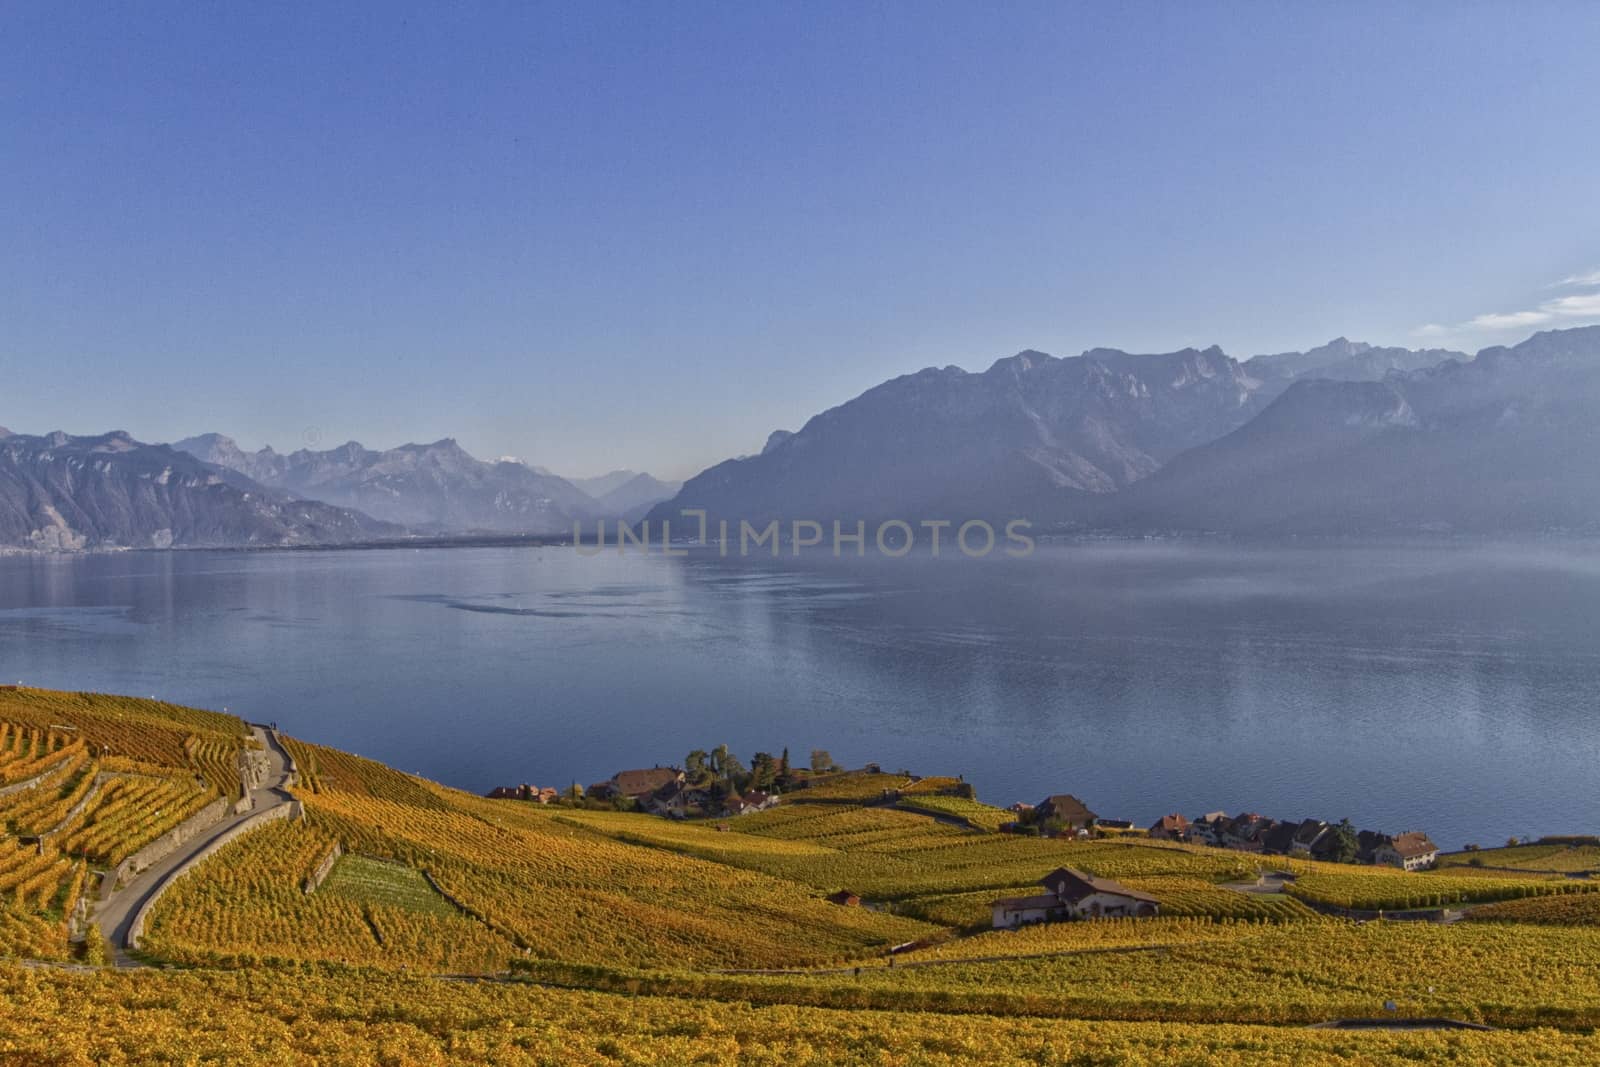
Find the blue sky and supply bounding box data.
[3,3,1598,479]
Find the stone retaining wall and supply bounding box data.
[100,795,232,901]
[0,752,77,798]
[127,801,300,950]
[35,775,109,844]
[303,840,344,893]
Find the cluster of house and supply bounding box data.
[485,783,560,803]
[1000,791,1439,871]
[991,867,1160,929]
[1147,811,1440,870]
[592,766,782,818]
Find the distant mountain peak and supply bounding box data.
[182,433,597,534]
[986,350,1056,375]
[1245,338,1466,384]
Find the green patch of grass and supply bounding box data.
[320,854,458,917]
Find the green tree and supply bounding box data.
[1327,818,1360,864]
[810,749,836,774]
[684,749,710,787]
[749,752,778,792]
[721,752,748,791]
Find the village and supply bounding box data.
[488,750,1452,931]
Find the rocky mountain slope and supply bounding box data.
[1104,326,1600,534]
[647,345,1276,529]
[1245,337,1469,383]
[0,431,398,550]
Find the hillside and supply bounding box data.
[2,687,1600,1063]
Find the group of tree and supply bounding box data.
[680,745,840,800]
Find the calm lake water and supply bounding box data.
[1,541,1597,848]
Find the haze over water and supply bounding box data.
[1,541,1596,849]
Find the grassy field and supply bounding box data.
[321,854,460,917]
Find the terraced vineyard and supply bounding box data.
[142,819,513,973]
[894,795,1014,830]
[7,963,1600,1066]
[575,920,1600,1030]
[2,686,1599,1065]
[1287,869,1600,911]
[0,689,256,961]
[1466,892,1600,926]
[1438,842,1600,873]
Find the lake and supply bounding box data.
[1,541,1596,849]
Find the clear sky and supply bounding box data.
[3,3,1598,480]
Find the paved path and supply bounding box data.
[93,726,295,967]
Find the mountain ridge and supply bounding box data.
[0,430,399,550]
[1102,326,1600,534]
[175,437,682,532]
[646,331,1579,537]
[647,342,1277,530]
[174,434,602,534]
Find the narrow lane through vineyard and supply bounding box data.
[94,726,296,967]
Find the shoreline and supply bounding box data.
[8,528,1600,558]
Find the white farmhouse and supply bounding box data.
[1374,831,1439,871]
[992,867,1160,928]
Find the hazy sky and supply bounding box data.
[3,3,1598,480]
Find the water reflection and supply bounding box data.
[0,541,1596,847]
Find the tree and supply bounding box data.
[1327,819,1360,864]
[684,750,709,786]
[810,749,836,774]
[749,752,778,792]
[721,752,748,790]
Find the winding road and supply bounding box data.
[93,725,296,967]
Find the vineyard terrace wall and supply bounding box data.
[126,799,303,950]
[99,795,232,901]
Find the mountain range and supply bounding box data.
[173,435,589,534]
[648,344,1274,530]
[0,431,398,550]
[648,326,1600,537]
[1104,327,1600,534]
[170,436,681,532]
[10,327,1600,550]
